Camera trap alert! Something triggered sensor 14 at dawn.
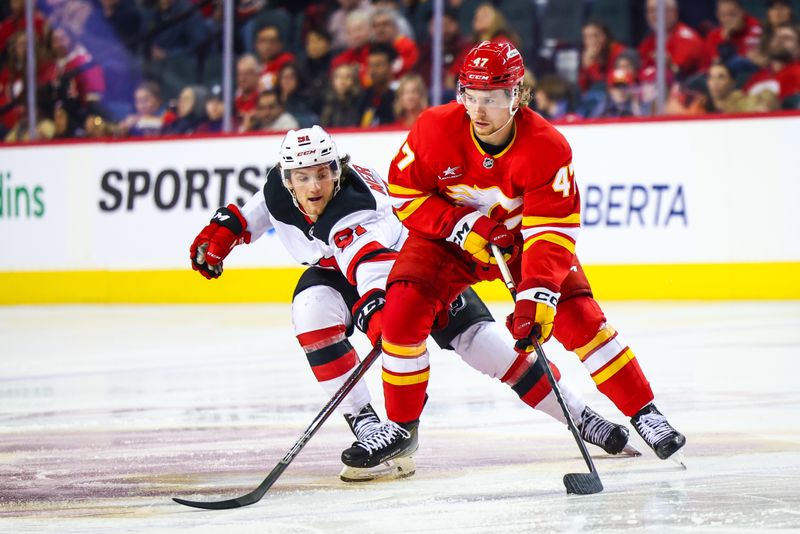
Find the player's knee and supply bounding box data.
[382,281,437,345]
[291,285,351,337]
[554,296,607,351]
[450,321,517,379]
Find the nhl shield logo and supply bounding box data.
[483,157,494,169]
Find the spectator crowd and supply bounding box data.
[0,0,798,142]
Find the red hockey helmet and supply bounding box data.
[457,40,525,91]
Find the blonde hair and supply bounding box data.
[393,74,429,120]
[472,3,520,46]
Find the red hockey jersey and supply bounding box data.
[387,102,580,293]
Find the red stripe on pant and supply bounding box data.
[310,349,359,382]
[296,325,357,382]
[508,356,562,409]
[296,324,346,346]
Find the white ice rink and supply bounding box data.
[1,301,799,533]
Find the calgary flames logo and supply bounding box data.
[445,184,523,229]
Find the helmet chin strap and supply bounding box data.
[285,186,313,218]
[497,108,517,133]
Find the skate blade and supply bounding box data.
[619,443,642,457]
[667,450,687,470]
[339,456,416,482]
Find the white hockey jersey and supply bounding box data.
[240,162,406,298]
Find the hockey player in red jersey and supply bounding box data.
[341,42,685,471]
[190,126,635,482]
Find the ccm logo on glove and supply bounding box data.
[447,212,515,265]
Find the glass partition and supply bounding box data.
[2,0,797,142]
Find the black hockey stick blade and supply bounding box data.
[491,245,605,496]
[564,472,604,495]
[173,343,384,510]
[173,490,264,510]
[173,461,288,510]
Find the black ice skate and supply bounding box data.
[344,403,383,442]
[339,406,416,482]
[341,419,418,472]
[579,406,639,456]
[631,403,686,461]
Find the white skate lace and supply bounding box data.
[580,410,614,447]
[635,413,673,445]
[352,413,382,443]
[356,421,410,455]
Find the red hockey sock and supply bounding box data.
[296,324,358,382]
[555,297,654,417]
[381,282,438,423]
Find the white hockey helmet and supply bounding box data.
[279,125,342,187]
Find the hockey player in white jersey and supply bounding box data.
[189,126,636,481]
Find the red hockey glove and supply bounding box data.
[352,289,385,346]
[506,285,559,351]
[190,204,251,280]
[448,212,516,266]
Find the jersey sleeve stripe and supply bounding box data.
[346,243,398,284]
[346,241,389,278]
[523,232,576,254]
[388,183,426,196]
[522,213,581,227]
[394,195,431,221]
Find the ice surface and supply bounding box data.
[1,302,799,533]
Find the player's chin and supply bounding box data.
[473,121,494,132]
[302,198,325,214]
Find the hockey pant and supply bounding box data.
[292,267,586,424]
[382,236,654,422]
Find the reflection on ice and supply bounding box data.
[0,302,799,532]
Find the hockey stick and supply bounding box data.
[173,342,384,509]
[491,245,603,495]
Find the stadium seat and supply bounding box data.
[540,0,582,48]
[782,93,800,110]
[590,0,632,46]
[499,0,539,64]
[739,0,766,19]
[159,54,199,102]
[457,0,484,38]
[201,53,224,89]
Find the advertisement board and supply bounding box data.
[1,115,798,302]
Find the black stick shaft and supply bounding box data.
[490,245,599,476]
[174,342,384,509]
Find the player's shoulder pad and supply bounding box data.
[313,164,379,243]
[408,101,468,153]
[519,107,572,157]
[263,164,313,237]
[414,101,464,129]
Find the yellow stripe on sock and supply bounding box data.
[383,339,427,357]
[523,232,575,254]
[382,369,430,385]
[575,326,617,361]
[592,348,635,385]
